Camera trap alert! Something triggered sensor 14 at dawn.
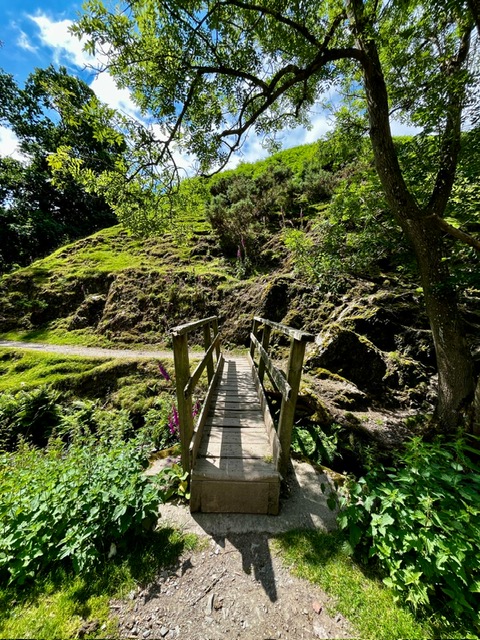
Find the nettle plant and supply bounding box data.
[336,436,480,631]
[0,434,164,585]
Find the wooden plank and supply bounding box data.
[208,417,266,428]
[212,392,259,400]
[277,338,308,476]
[172,332,193,473]
[189,354,224,467]
[171,315,218,336]
[193,456,279,481]
[211,401,262,411]
[198,441,269,458]
[249,332,292,400]
[203,429,267,443]
[253,316,315,342]
[191,479,279,514]
[209,409,263,418]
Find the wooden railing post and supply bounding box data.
[258,325,272,384]
[203,322,214,383]
[172,332,194,474]
[250,318,261,363]
[277,337,308,477]
[212,317,221,361]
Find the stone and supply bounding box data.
[313,622,329,638]
[312,601,323,615]
[205,593,214,615]
[159,627,169,638]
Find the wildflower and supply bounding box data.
[193,400,201,418]
[158,362,171,381]
[168,405,179,436]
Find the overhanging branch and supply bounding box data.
[433,215,480,253]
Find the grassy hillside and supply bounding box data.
[0,142,324,348]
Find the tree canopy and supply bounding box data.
[0,66,123,272]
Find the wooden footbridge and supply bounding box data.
[171,316,313,514]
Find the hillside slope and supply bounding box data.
[2,141,480,466]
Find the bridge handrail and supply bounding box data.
[171,316,223,473]
[249,316,314,475]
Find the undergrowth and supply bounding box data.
[276,529,430,639]
[335,435,480,638]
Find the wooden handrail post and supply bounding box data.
[258,325,272,384]
[203,322,214,383]
[212,317,221,361]
[172,332,194,474]
[277,337,308,476]
[250,317,261,363]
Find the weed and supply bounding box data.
[275,530,431,639]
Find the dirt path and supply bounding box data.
[112,461,353,640]
[0,339,181,360]
[111,532,352,640]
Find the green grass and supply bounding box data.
[0,527,198,639]
[275,529,432,640]
[0,350,111,393]
[0,326,122,348]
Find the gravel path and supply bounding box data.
[0,339,180,360]
[115,461,353,640]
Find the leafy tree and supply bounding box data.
[0,66,123,272]
[69,0,480,433]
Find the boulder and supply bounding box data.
[308,327,387,395]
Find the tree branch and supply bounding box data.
[433,215,480,253]
[218,0,326,48]
[427,24,473,217]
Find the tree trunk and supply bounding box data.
[406,216,475,431]
[347,0,477,431]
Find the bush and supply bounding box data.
[337,436,480,633]
[0,387,61,451]
[0,434,164,585]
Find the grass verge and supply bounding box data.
[0,527,197,639]
[275,529,432,640]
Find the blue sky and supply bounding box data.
[0,1,416,166]
[0,0,337,166]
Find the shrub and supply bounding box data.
[0,434,164,585]
[337,436,480,633]
[0,387,61,451]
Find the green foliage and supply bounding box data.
[0,434,164,586]
[337,436,480,634]
[276,529,431,639]
[156,464,191,501]
[291,421,343,467]
[283,137,414,289]
[0,387,61,450]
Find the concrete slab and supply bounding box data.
[157,459,339,536]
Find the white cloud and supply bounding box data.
[90,73,140,119]
[17,30,39,55]
[28,13,142,120]
[0,126,26,161]
[29,14,94,69]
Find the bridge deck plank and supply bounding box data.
[190,356,280,514]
